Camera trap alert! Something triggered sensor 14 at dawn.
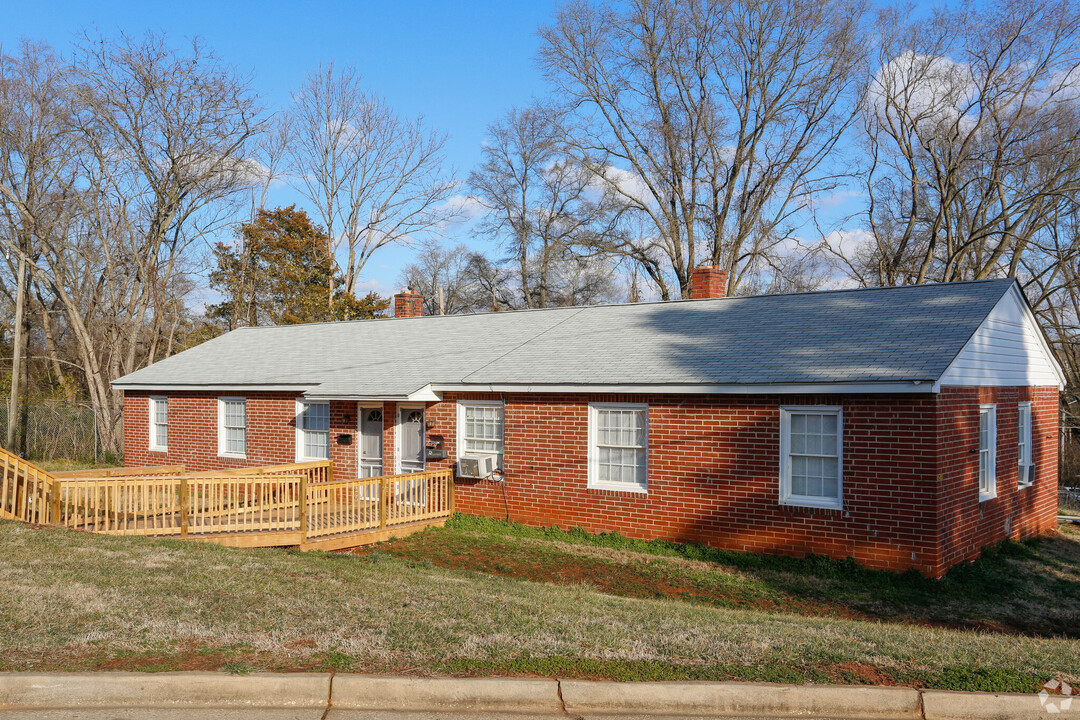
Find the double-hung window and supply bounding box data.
[780,406,842,510]
[588,403,648,493]
[296,401,330,461]
[149,397,168,452]
[979,404,997,501]
[218,398,247,458]
[458,401,504,468]
[1017,402,1033,488]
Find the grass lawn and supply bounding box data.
[0,516,1078,693]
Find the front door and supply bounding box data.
[359,407,384,478]
[397,406,426,475]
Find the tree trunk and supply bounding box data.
[5,254,27,451]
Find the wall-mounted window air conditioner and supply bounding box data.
[457,454,496,478]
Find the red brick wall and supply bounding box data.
[122,386,1060,576]
[432,392,945,575]
[123,391,360,477]
[934,387,1059,570]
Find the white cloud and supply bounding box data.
[866,51,976,132]
[439,193,489,221]
[592,165,654,207]
[824,228,874,258]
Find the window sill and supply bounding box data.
[1018,482,1034,490]
[219,452,247,460]
[979,492,997,503]
[587,482,648,495]
[780,497,842,511]
[149,446,168,453]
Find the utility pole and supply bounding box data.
[6,252,27,450]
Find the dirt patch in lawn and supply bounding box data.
[346,526,1056,637]
[348,532,873,622]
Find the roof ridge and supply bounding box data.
[227,277,1016,331]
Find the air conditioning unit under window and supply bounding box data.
[457,454,496,479]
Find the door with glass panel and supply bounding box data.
[396,407,426,506]
[358,408,384,477]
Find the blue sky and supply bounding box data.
[2,0,562,296]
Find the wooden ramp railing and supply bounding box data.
[1,451,452,549]
[304,469,455,540]
[0,447,53,524]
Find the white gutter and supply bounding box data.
[429,381,937,395]
[113,384,317,392]
[117,381,936,398]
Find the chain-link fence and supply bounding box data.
[0,401,122,465]
[1062,486,1080,516]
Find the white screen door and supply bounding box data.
[398,407,426,474]
[359,408,384,478]
[397,406,427,506]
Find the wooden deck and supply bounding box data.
[0,448,453,550]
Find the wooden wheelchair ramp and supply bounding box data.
[1,449,452,550]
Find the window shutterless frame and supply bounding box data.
[456,400,505,469]
[295,400,330,462]
[587,402,648,493]
[779,406,843,510]
[217,397,247,459]
[978,404,997,501]
[148,396,168,452]
[1017,401,1033,488]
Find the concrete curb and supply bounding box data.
[331,676,563,714]
[0,672,1076,718]
[560,679,923,718]
[922,689,1077,720]
[0,673,330,710]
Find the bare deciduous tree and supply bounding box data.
[0,34,262,453]
[468,103,621,308]
[286,63,458,306]
[843,0,1080,287]
[398,238,481,315]
[539,0,868,298]
[0,41,79,450]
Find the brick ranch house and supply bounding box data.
[114,270,1065,577]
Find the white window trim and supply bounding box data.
[295,400,330,462]
[587,402,648,494]
[148,396,168,452]
[456,400,505,469]
[1017,401,1033,489]
[779,405,843,510]
[979,403,998,502]
[217,397,247,459]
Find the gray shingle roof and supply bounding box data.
[112,279,1016,396]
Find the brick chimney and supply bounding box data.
[689,265,728,299]
[393,289,424,318]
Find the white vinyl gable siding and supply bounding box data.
[939,287,1065,389]
[295,401,330,461]
[149,396,168,451]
